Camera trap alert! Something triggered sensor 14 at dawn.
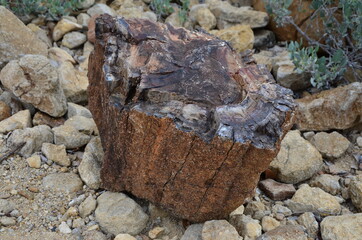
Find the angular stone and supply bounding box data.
[42,173,83,193]
[0,109,31,134]
[41,143,70,167]
[229,214,261,239]
[321,213,362,240]
[210,25,254,52]
[0,55,68,117]
[257,225,308,240]
[78,137,104,189]
[7,125,53,157]
[67,103,93,118]
[53,124,91,149]
[296,82,362,131]
[202,220,241,240]
[32,111,65,128]
[258,179,296,200]
[0,101,11,121]
[311,132,350,159]
[53,18,82,41]
[77,13,91,28]
[309,174,341,195]
[349,175,362,211]
[276,61,311,91]
[270,130,323,184]
[27,23,52,48]
[297,212,318,239]
[79,195,97,218]
[26,155,42,169]
[189,4,216,31]
[61,32,87,49]
[181,224,203,240]
[64,116,97,135]
[261,216,280,232]
[88,15,295,223]
[95,192,149,235]
[208,1,268,29]
[48,47,76,65]
[292,184,341,216]
[0,6,48,68]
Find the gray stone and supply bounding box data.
[79,195,97,218]
[261,216,280,232]
[0,55,68,117]
[114,234,137,240]
[257,225,307,240]
[53,124,91,149]
[62,32,87,49]
[275,61,311,91]
[78,137,104,189]
[77,13,91,28]
[270,130,323,184]
[7,125,53,157]
[95,192,149,235]
[297,212,318,239]
[349,175,362,211]
[181,223,203,240]
[0,110,31,134]
[87,4,116,17]
[229,214,261,239]
[83,231,107,240]
[357,136,362,148]
[27,23,52,48]
[0,6,48,68]
[59,221,72,234]
[64,116,97,135]
[311,131,350,159]
[42,173,83,193]
[271,204,292,217]
[67,103,92,118]
[0,216,16,226]
[253,29,276,49]
[321,213,362,240]
[292,184,341,216]
[77,0,95,9]
[202,220,241,240]
[0,199,15,214]
[309,174,341,195]
[42,143,70,167]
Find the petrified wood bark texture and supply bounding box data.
[88,15,296,222]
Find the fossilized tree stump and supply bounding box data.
[88,15,295,222]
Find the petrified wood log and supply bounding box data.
[88,15,296,222]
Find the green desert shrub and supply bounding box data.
[265,0,362,89]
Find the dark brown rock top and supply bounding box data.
[88,15,296,222]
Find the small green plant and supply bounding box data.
[150,0,174,18]
[0,0,84,20]
[178,0,190,25]
[265,0,362,89]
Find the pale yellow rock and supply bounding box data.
[27,23,52,47]
[48,47,76,64]
[53,18,82,41]
[0,110,32,134]
[114,234,137,240]
[26,155,41,169]
[321,214,362,240]
[210,25,254,52]
[148,227,165,239]
[41,143,70,167]
[292,185,341,216]
[189,4,216,30]
[349,175,362,211]
[261,216,280,232]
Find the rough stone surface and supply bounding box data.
[32,111,65,128]
[357,136,362,148]
[114,234,137,240]
[261,216,280,232]
[87,4,116,16]
[258,179,296,200]
[297,212,318,239]
[0,101,11,121]
[270,130,323,184]
[41,143,70,167]
[61,32,87,49]
[292,184,341,216]
[67,103,93,118]
[309,174,341,195]
[0,55,68,117]
[78,137,104,189]
[77,0,95,9]
[48,47,76,65]
[64,116,97,135]
[202,220,241,240]
[253,29,276,49]
[52,18,82,41]
[77,13,91,28]
[276,61,311,91]
[189,4,216,30]
[0,6,48,68]
[27,23,52,48]
[42,173,83,193]
[53,124,91,149]
[321,213,362,240]
[79,195,97,218]
[181,223,203,240]
[349,175,362,211]
[311,132,350,159]
[26,155,42,169]
[7,125,53,157]
[209,1,268,29]
[95,192,149,235]
[230,214,262,239]
[296,82,362,131]
[88,15,295,222]
[210,25,254,52]
[257,225,308,240]
[0,109,31,134]
[0,199,15,214]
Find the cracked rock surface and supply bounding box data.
[88,15,295,222]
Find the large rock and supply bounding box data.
[88,16,295,222]
[0,55,67,117]
[7,125,53,157]
[210,25,254,52]
[0,109,31,134]
[95,192,149,235]
[291,184,341,216]
[321,213,362,240]
[78,137,104,189]
[209,1,269,29]
[270,130,323,184]
[311,131,350,159]
[202,220,241,240]
[296,82,362,131]
[0,6,48,68]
